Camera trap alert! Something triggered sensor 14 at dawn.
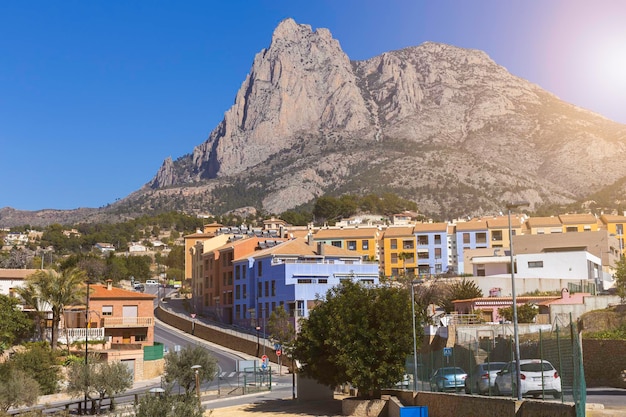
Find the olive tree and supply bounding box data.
[293,280,414,398]
[164,345,218,395]
[0,365,39,412]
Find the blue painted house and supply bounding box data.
[232,237,379,332]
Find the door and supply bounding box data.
[121,359,135,382]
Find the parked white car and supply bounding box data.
[494,359,562,399]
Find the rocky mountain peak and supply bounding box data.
[151,156,175,188]
[189,18,373,179]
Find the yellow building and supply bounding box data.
[599,214,626,256]
[524,216,563,235]
[380,226,416,278]
[558,213,600,233]
[184,222,224,284]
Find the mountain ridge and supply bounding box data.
[2,18,626,227]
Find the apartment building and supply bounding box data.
[413,222,450,276]
[231,238,379,331]
[381,226,416,277]
[312,227,380,260]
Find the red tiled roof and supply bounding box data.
[89,284,155,300]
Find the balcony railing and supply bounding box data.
[103,317,154,328]
[46,327,105,345]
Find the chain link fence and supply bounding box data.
[402,315,586,416]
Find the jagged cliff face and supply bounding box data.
[146,18,626,218]
[6,18,624,227]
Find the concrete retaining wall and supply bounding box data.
[373,391,577,417]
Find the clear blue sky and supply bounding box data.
[2,1,625,211]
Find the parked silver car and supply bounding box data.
[429,367,467,392]
[464,361,507,394]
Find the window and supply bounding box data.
[347,240,357,250]
[417,251,429,259]
[319,279,328,284]
[243,267,247,280]
[271,280,276,296]
[391,253,398,263]
[258,261,263,276]
[362,240,369,250]
[492,230,503,241]
[235,265,240,280]
[228,271,233,285]
[463,233,470,244]
[566,226,577,232]
[476,232,487,244]
[265,281,269,297]
[331,241,342,248]
[417,235,428,245]
[403,240,414,249]
[434,235,441,244]
[258,282,262,298]
[390,239,397,249]
[528,261,544,268]
[297,279,313,284]
[235,305,241,319]
[434,248,442,259]
[235,285,240,300]
[243,284,247,298]
[135,334,147,342]
[102,305,113,316]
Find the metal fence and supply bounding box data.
[402,315,586,416]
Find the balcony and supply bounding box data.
[103,317,154,328]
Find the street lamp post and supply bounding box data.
[410,281,418,392]
[507,201,528,401]
[191,365,202,399]
[84,281,90,415]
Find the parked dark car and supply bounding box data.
[464,362,508,394]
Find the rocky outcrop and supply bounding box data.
[151,157,175,188]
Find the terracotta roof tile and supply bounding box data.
[89,284,155,300]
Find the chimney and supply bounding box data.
[307,232,314,246]
[106,279,113,291]
[317,242,325,256]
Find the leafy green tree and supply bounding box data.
[23,268,87,349]
[267,305,295,350]
[164,345,218,395]
[0,294,34,353]
[613,256,626,303]
[293,280,414,398]
[164,246,184,270]
[279,210,312,226]
[134,391,203,417]
[10,342,60,395]
[440,279,483,313]
[499,303,539,324]
[67,358,133,412]
[0,365,39,412]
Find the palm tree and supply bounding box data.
[397,251,414,281]
[15,282,46,341]
[23,268,87,349]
